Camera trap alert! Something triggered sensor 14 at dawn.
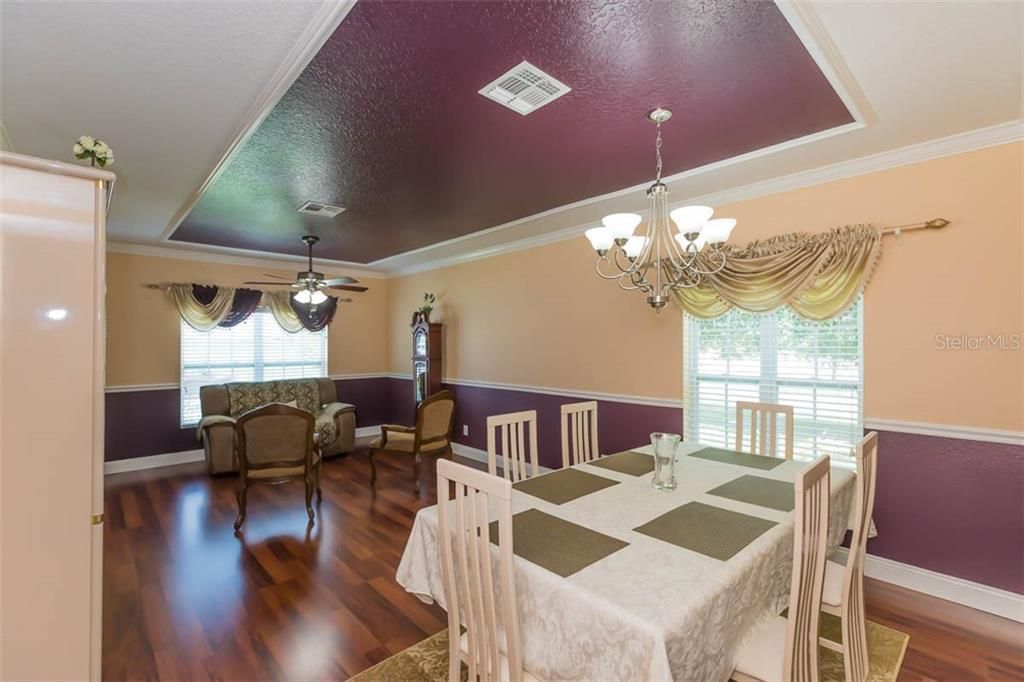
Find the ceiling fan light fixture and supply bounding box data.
[293,289,312,304]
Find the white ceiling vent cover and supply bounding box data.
[297,201,345,218]
[478,61,571,115]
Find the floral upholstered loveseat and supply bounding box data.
[197,378,356,475]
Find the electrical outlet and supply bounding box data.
[462,424,469,436]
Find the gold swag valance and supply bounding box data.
[167,284,337,333]
[672,224,882,320]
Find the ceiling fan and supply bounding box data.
[244,235,368,304]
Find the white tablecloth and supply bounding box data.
[396,442,855,681]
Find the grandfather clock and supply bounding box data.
[412,321,443,406]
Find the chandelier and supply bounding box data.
[584,108,736,311]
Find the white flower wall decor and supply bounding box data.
[73,135,114,167]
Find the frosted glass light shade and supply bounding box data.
[310,290,328,304]
[293,289,312,304]
[584,226,615,252]
[624,235,649,259]
[674,232,707,252]
[670,205,714,232]
[601,213,642,240]
[701,218,737,244]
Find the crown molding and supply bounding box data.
[107,240,386,277]
[386,119,1023,276]
[157,0,357,242]
[774,1,877,127]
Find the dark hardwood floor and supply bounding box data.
[104,447,1023,681]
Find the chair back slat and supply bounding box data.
[784,455,831,682]
[560,401,599,468]
[437,460,522,682]
[486,411,539,482]
[736,401,794,459]
[841,432,879,682]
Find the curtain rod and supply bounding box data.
[880,218,949,237]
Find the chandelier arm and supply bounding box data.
[685,248,729,276]
[612,247,644,274]
[595,256,630,281]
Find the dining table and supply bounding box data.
[396,441,856,682]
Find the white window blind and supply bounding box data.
[179,309,328,426]
[683,298,863,464]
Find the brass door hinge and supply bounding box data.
[91,513,104,525]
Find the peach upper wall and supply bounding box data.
[388,143,1023,431]
[105,252,390,386]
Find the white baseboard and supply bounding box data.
[105,449,205,475]
[355,425,381,438]
[833,547,1024,623]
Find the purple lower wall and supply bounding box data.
[439,381,682,470]
[105,388,197,461]
[866,430,1023,594]
[105,376,1023,595]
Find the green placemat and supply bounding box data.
[707,475,795,512]
[633,501,777,561]
[688,446,786,470]
[512,467,619,505]
[489,508,629,577]
[587,450,656,476]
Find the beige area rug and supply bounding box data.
[348,612,909,682]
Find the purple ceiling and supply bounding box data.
[171,0,852,263]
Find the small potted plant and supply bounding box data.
[412,292,436,325]
[73,136,114,167]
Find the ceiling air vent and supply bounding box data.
[478,60,571,115]
[297,201,345,218]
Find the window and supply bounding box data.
[683,298,863,463]
[179,309,328,426]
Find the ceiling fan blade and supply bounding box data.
[328,284,369,293]
[320,276,359,286]
[244,281,295,286]
[262,273,291,280]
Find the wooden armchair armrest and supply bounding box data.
[380,423,415,447]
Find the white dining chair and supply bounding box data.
[736,401,794,460]
[560,401,599,468]
[733,455,831,682]
[819,432,878,682]
[436,459,539,682]
[486,410,540,482]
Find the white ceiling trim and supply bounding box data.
[775,0,877,126]
[107,240,386,278]
[156,0,357,242]
[385,119,1023,276]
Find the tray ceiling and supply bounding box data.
[170,0,853,263]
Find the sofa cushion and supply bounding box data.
[226,379,320,417]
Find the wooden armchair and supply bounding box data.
[369,390,456,492]
[233,403,321,531]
